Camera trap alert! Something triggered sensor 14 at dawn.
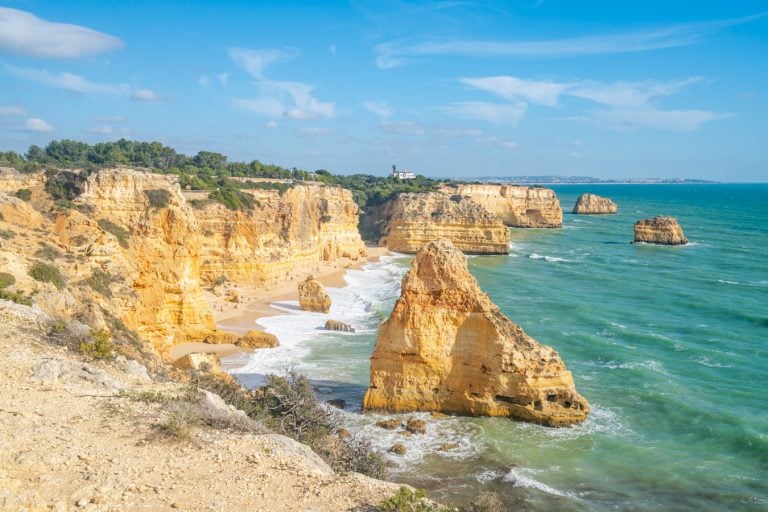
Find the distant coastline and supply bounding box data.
[465,176,720,185]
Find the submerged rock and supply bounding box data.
[324,320,355,332]
[633,216,688,245]
[572,193,617,214]
[298,276,332,313]
[237,329,279,349]
[362,240,589,427]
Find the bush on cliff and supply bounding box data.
[82,268,120,297]
[144,188,172,208]
[97,219,131,248]
[14,188,32,202]
[79,328,114,360]
[0,272,14,289]
[0,272,31,306]
[44,170,86,201]
[34,243,63,261]
[29,261,64,289]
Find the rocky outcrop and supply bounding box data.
[572,193,617,214]
[376,192,509,254]
[237,329,279,348]
[362,240,589,427]
[449,184,562,228]
[172,352,222,372]
[325,320,355,332]
[298,276,331,313]
[633,216,688,245]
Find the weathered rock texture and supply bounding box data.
[0,167,365,358]
[362,240,589,426]
[633,216,688,245]
[298,276,332,313]
[237,329,279,348]
[376,192,509,254]
[572,193,618,214]
[449,184,563,228]
[325,320,355,332]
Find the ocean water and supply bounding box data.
[229,184,768,511]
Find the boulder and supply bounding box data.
[324,320,355,332]
[237,329,279,349]
[376,419,401,430]
[388,443,407,456]
[633,216,688,245]
[572,193,617,214]
[327,399,346,410]
[362,240,589,427]
[405,418,426,435]
[298,276,332,313]
[173,352,221,373]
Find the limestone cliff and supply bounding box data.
[449,184,562,228]
[0,168,366,358]
[633,216,688,245]
[376,193,509,255]
[572,193,617,214]
[362,240,589,426]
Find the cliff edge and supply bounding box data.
[362,240,589,427]
[449,184,562,228]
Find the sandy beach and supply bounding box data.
[207,245,390,336]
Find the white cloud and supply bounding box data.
[374,14,766,68]
[265,120,278,128]
[229,48,334,121]
[0,105,26,116]
[198,75,211,87]
[379,120,425,135]
[592,109,734,132]
[23,117,54,132]
[363,101,392,118]
[5,65,129,95]
[439,101,528,126]
[459,76,571,106]
[228,47,299,79]
[217,73,229,86]
[92,115,124,123]
[0,7,123,59]
[568,77,704,108]
[131,88,162,102]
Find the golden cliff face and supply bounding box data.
[450,184,563,228]
[572,193,618,214]
[192,184,365,286]
[634,216,688,245]
[0,168,366,358]
[377,193,510,255]
[362,239,589,427]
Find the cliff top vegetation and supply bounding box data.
[1,139,443,210]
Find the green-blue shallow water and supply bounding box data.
[231,184,768,511]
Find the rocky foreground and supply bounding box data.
[363,240,589,427]
[0,303,400,511]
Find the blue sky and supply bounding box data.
[0,1,766,180]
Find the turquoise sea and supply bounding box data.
[230,184,768,511]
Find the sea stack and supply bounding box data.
[572,193,618,214]
[362,240,589,427]
[298,275,332,313]
[633,216,688,245]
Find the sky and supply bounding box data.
[0,1,766,181]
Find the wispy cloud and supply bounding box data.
[379,120,425,135]
[92,115,124,123]
[591,109,734,132]
[459,76,571,107]
[438,101,528,126]
[375,13,766,68]
[568,77,705,108]
[198,75,211,88]
[0,7,123,59]
[0,105,26,116]
[296,127,332,137]
[229,47,334,120]
[131,88,163,102]
[21,117,54,132]
[5,65,129,95]
[478,136,518,149]
[363,101,392,118]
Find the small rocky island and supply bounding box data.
[572,193,618,214]
[633,216,688,245]
[362,240,589,427]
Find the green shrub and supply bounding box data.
[0,289,32,306]
[97,219,130,248]
[44,170,85,201]
[144,189,172,208]
[0,272,15,289]
[208,188,255,211]
[79,328,114,359]
[0,229,14,239]
[376,487,435,512]
[14,188,32,202]
[82,268,120,297]
[34,243,62,261]
[28,261,64,289]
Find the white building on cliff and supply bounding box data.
[391,164,415,179]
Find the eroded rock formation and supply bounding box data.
[376,192,509,254]
[298,276,332,313]
[572,193,618,214]
[449,184,562,228]
[325,320,355,332]
[362,240,589,426]
[634,216,688,245]
[237,330,279,348]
